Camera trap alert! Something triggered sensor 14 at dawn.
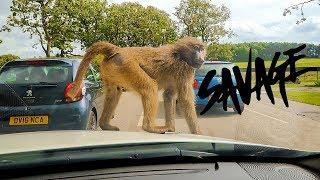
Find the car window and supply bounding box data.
[196,63,235,76]
[0,65,70,84]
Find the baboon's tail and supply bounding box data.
[66,41,118,99]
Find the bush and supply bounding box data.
[314,80,320,87]
[0,54,20,68]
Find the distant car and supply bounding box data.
[193,61,244,113]
[0,58,104,134]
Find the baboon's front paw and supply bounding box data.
[192,129,202,135]
[167,126,175,132]
[142,125,168,134]
[101,125,120,131]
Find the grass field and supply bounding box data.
[235,58,320,106]
[235,58,320,88]
[235,58,320,68]
[274,91,320,106]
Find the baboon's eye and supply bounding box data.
[194,45,200,51]
[193,45,203,51]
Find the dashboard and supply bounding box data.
[11,162,320,180]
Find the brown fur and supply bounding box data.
[66,37,206,134]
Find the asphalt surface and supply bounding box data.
[109,91,320,151]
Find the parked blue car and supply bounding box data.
[0,58,104,134]
[193,61,244,113]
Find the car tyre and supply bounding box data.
[86,110,97,130]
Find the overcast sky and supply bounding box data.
[0,0,319,58]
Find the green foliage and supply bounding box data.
[2,0,108,57]
[100,2,177,47]
[174,0,231,43]
[229,42,320,62]
[314,80,320,87]
[207,43,234,61]
[91,55,103,70]
[2,0,79,57]
[66,0,108,48]
[0,54,19,67]
[61,1,177,48]
[235,58,320,68]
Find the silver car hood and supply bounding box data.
[0,130,280,155]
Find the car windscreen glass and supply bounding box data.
[196,63,235,77]
[0,63,71,85]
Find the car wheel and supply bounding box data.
[233,105,244,114]
[86,110,97,130]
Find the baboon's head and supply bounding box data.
[173,36,206,69]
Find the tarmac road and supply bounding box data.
[109,91,320,151]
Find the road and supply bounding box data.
[108,91,320,151]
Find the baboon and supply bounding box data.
[66,37,206,134]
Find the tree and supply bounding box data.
[66,0,108,48]
[50,0,79,57]
[206,43,234,61]
[283,0,320,24]
[101,2,177,47]
[0,54,20,67]
[1,0,76,57]
[174,0,231,43]
[1,0,105,57]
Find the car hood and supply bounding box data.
[0,130,282,155]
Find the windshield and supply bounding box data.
[0,0,319,165]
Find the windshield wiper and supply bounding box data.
[179,150,219,170]
[180,150,218,158]
[0,145,221,171]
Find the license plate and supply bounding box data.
[9,116,49,126]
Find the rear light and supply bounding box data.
[64,82,85,103]
[193,79,199,89]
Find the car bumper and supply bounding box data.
[0,98,90,134]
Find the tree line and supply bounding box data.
[208,42,320,62]
[1,0,231,57]
[0,0,319,62]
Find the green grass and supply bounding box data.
[234,58,320,88]
[274,91,320,106]
[285,72,319,88]
[235,58,320,68]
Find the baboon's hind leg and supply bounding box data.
[99,85,122,131]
